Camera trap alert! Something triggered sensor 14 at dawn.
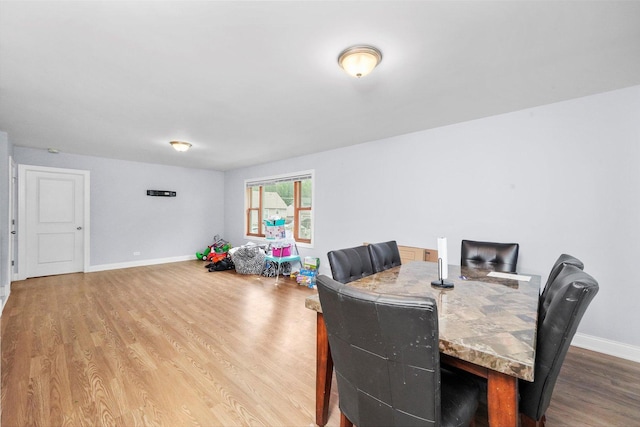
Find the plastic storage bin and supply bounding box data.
[272,245,291,257]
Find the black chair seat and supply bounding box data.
[441,368,482,427]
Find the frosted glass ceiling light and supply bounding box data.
[170,141,192,152]
[338,45,382,78]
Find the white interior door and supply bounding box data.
[19,165,90,279]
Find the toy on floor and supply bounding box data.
[297,257,320,288]
[197,235,231,261]
[206,255,235,272]
[196,246,211,260]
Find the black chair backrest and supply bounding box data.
[368,240,402,273]
[540,253,584,301]
[316,275,442,426]
[327,245,375,284]
[460,239,519,273]
[519,264,599,421]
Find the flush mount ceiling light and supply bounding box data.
[338,45,382,78]
[170,141,192,152]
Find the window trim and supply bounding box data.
[244,170,314,247]
[245,186,262,239]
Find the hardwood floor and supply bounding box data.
[2,261,639,426]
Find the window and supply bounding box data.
[245,170,314,244]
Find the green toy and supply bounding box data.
[196,246,211,260]
[197,235,230,260]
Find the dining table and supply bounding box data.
[305,261,541,427]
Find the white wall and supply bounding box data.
[13,148,225,268]
[224,85,640,350]
[5,86,639,353]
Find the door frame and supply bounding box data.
[8,156,16,283]
[17,164,90,280]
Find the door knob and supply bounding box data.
[77,226,83,230]
[11,231,16,234]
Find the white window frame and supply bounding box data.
[244,170,315,248]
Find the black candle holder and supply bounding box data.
[431,258,454,288]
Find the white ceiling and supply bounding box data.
[1,1,640,171]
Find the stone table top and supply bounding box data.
[305,261,540,381]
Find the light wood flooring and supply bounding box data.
[2,261,639,426]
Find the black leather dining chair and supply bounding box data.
[519,263,599,427]
[460,239,519,273]
[327,245,375,284]
[540,253,584,301]
[316,275,480,427]
[368,240,402,273]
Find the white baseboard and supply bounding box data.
[572,332,640,363]
[0,284,10,316]
[0,293,7,316]
[86,254,196,273]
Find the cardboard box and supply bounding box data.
[303,257,320,270]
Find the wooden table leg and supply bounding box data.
[487,370,518,427]
[316,313,333,426]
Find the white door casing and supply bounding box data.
[18,165,90,279]
[7,157,16,285]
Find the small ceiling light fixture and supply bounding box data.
[338,45,382,78]
[170,140,192,152]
